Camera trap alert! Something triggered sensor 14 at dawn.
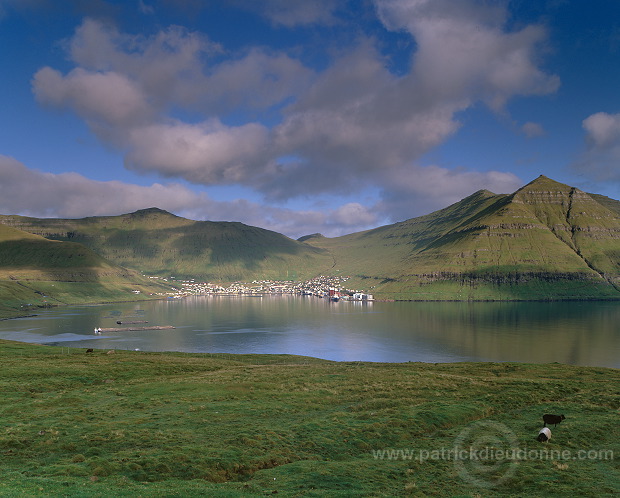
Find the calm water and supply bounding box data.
[1,296,619,367]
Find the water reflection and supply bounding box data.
[0,297,618,367]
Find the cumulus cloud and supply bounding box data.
[201,48,314,112]
[377,0,507,89]
[29,2,558,226]
[124,119,273,184]
[374,0,559,110]
[0,155,206,219]
[275,42,461,172]
[66,19,218,107]
[573,112,620,183]
[376,165,522,222]
[138,1,154,15]
[264,0,558,198]
[330,203,378,227]
[60,18,313,114]
[31,18,313,187]
[0,156,373,238]
[33,67,153,130]
[582,112,620,148]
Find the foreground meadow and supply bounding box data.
[0,340,618,496]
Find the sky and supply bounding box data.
[1,0,620,239]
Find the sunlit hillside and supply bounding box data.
[1,176,620,303]
[304,176,620,300]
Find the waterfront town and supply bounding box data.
[147,275,375,301]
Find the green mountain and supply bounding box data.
[0,223,173,317]
[1,176,619,302]
[0,208,334,282]
[304,176,620,300]
[0,223,116,273]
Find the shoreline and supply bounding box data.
[0,338,617,371]
[5,292,620,321]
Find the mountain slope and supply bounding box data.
[0,223,119,277]
[0,208,334,282]
[0,223,173,316]
[305,176,620,300]
[2,177,619,301]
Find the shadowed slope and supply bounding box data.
[0,223,173,317]
[0,208,333,281]
[0,224,116,275]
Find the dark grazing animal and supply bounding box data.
[537,427,551,442]
[85,348,94,353]
[543,414,565,427]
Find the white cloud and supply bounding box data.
[201,48,315,112]
[330,203,378,227]
[374,0,559,110]
[582,112,620,148]
[138,1,154,15]
[376,165,522,222]
[264,0,557,200]
[0,155,205,219]
[62,18,311,114]
[33,67,153,129]
[0,156,376,238]
[573,112,620,183]
[29,4,557,218]
[124,119,272,184]
[30,18,314,188]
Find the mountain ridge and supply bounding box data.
[1,175,619,302]
[301,175,620,299]
[0,224,173,317]
[0,209,334,283]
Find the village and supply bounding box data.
[147,275,374,301]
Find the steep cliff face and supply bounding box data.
[390,177,620,297]
[306,176,620,300]
[511,176,620,286]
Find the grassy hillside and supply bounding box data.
[0,223,117,272]
[0,224,174,318]
[0,340,617,497]
[0,208,334,282]
[306,176,620,300]
[1,176,619,301]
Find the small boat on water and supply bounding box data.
[328,288,341,302]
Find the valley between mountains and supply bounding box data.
[1,175,619,316]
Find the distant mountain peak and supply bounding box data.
[130,207,175,216]
[465,189,497,201]
[518,175,571,192]
[298,233,325,242]
[1,175,618,301]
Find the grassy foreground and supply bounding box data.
[0,341,618,497]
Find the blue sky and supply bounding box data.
[1,0,620,239]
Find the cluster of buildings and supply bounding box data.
[152,275,374,301]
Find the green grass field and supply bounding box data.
[0,340,617,496]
